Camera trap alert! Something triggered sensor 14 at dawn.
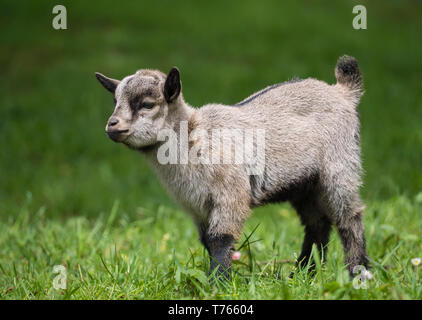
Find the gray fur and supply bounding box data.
[96,55,369,278]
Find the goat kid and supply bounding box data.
[95,55,369,279]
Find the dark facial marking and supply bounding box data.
[129,90,155,114]
[129,95,142,113]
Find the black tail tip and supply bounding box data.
[337,55,359,76]
[335,55,362,89]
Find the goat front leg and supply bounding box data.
[198,186,250,281]
[199,214,244,281]
[200,231,235,280]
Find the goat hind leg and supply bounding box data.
[336,209,369,276]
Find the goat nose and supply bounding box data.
[108,117,119,127]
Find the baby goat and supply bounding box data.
[95,55,369,279]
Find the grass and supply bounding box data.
[1,194,422,299]
[0,0,421,299]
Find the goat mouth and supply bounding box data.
[106,129,130,142]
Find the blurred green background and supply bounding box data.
[1,0,421,220]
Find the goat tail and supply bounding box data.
[335,55,363,99]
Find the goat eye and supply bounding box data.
[141,102,155,109]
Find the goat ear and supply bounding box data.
[95,72,120,94]
[164,67,181,103]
